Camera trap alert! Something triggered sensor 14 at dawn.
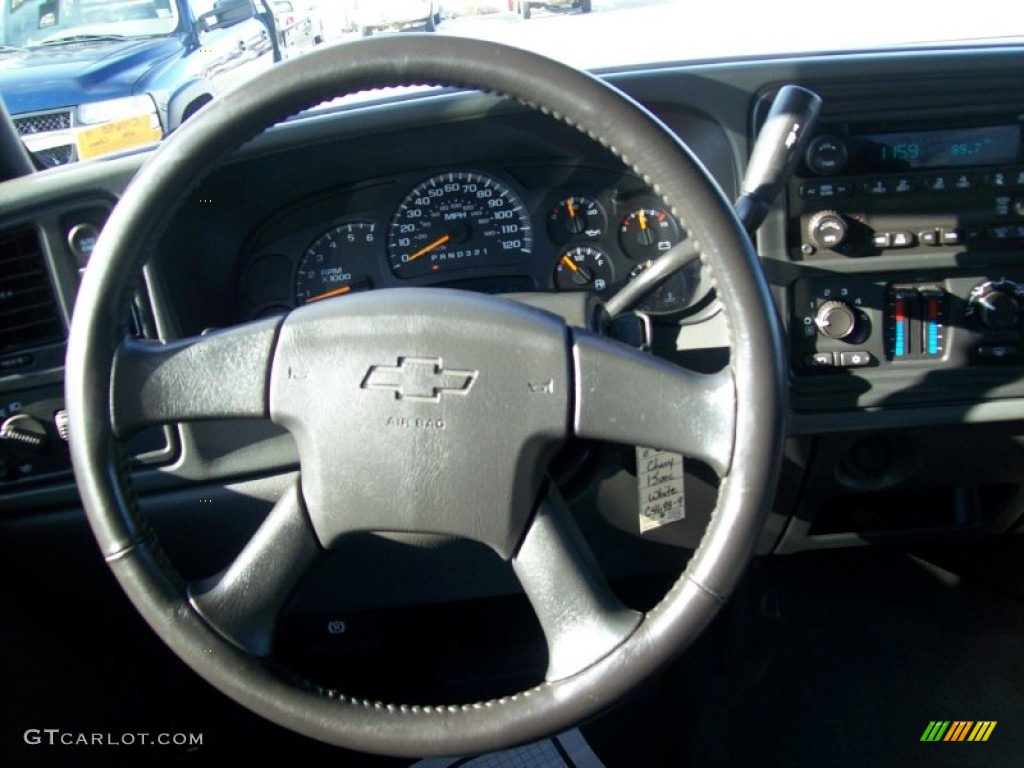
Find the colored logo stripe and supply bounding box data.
[921,721,996,742]
[921,721,950,741]
[944,721,973,741]
[968,722,997,742]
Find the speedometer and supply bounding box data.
[387,171,532,279]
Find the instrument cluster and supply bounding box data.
[237,164,710,320]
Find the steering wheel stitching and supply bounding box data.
[65,35,786,757]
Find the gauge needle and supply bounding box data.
[407,233,451,263]
[566,198,577,219]
[560,254,580,273]
[306,285,353,303]
[638,210,648,230]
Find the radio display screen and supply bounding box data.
[854,124,1022,170]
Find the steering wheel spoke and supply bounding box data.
[513,487,642,682]
[573,330,736,476]
[110,317,282,437]
[189,479,319,657]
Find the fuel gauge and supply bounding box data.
[547,195,605,243]
[554,245,614,295]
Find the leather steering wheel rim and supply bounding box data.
[65,36,786,757]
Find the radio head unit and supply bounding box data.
[790,115,1024,260]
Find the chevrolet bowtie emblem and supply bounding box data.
[361,357,478,402]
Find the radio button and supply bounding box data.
[891,231,915,248]
[863,178,892,196]
[805,136,849,176]
[923,175,951,192]
[952,174,977,191]
[985,171,1011,188]
[893,178,917,195]
[940,228,963,246]
[872,232,892,248]
[799,181,851,200]
[919,229,940,246]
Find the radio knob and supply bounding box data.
[808,210,849,250]
[814,299,858,340]
[805,136,849,176]
[970,282,1021,331]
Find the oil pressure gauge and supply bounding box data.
[547,195,605,242]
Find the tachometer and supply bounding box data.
[387,171,532,278]
[295,221,376,305]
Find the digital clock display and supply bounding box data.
[856,124,1022,170]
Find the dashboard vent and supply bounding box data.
[0,228,65,355]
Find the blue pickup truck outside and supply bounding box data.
[0,0,280,167]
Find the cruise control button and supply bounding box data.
[839,350,873,368]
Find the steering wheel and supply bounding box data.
[65,36,785,758]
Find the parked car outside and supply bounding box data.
[0,0,279,167]
[516,0,590,19]
[270,0,322,52]
[349,0,440,36]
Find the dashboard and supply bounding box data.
[3,44,1024,586]
[236,163,707,320]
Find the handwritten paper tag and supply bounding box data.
[636,447,685,533]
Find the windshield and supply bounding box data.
[433,0,1017,71]
[1,0,179,48]
[0,0,1020,167]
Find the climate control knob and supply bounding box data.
[969,281,1022,331]
[814,299,858,340]
[807,210,849,250]
[0,414,49,460]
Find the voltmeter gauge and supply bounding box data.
[619,206,682,260]
[554,245,614,295]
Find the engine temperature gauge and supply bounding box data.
[554,245,614,295]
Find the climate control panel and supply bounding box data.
[793,273,1024,372]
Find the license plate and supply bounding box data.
[76,115,162,160]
